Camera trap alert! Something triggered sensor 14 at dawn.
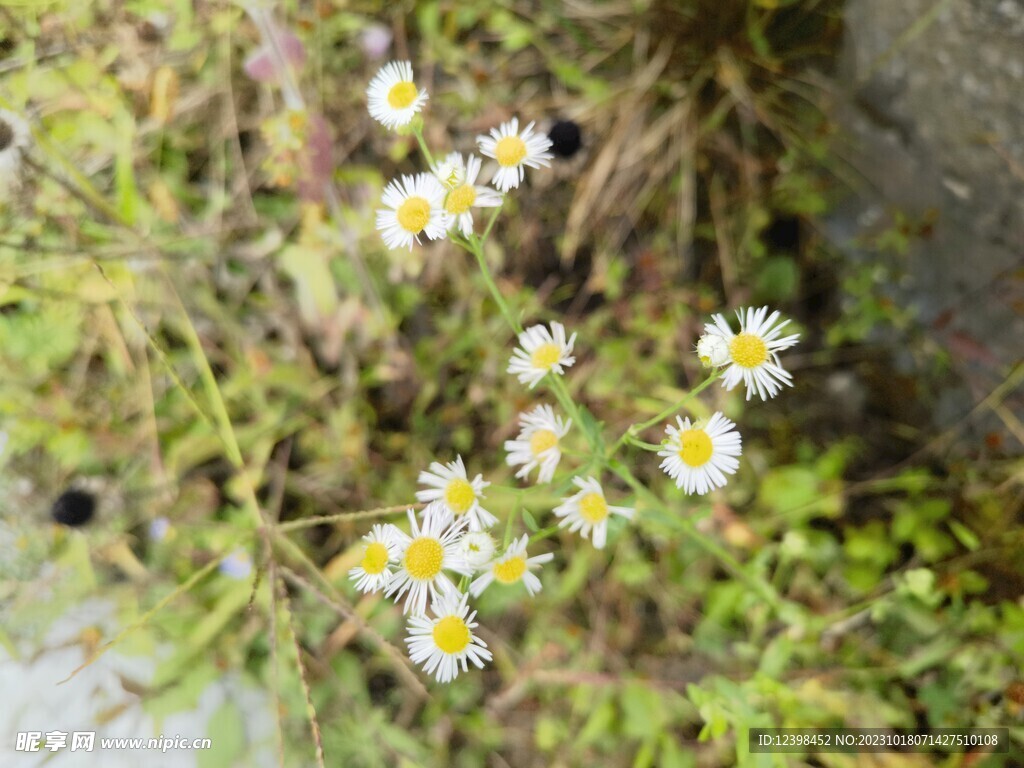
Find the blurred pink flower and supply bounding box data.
[297,113,334,202]
[244,27,307,83]
[360,24,392,60]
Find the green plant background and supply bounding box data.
[1,1,1022,766]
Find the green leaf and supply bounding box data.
[115,113,138,225]
[578,695,616,746]
[574,404,605,452]
[659,734,696,768]
[535,716,565,752]
[621,682,669,740]
[901,568,938,605]
[146,662,220,727]
[757,466,827,520]
[521,507,540,532]
[948,520,980,551]
[554,547,593,602]
[898,636,959,677]
[757,635,793,679]
[755,256,799,302]
[633,738,657,768]
[279,244,340,326]
[153,579,252,687]
[198,702,246,768]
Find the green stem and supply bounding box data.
[609,460,790,617]
[504,503,519,549]
[529,525,562,545]
[609,370,722,456]
[481,202,503,244]
[411,124,435,168]
[547,374,594,451]
[460,196,788,622]
[459,229,601,458]
[625,437,665,452]
[173,289,264,530]
[462,235,522,334]
[460,232,599,460]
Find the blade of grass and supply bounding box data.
[274,569,326,768]
[275,503,420,533]
[273,526,429,693]
[58,544,244,684]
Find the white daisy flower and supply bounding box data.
[657,413,742,495]
[376,173,448,251]
[702,306,801,401]
[504,404,571,483]
[405,590,492,683]
[507,322,577,389]
[366,60,428,130]
[348,523,399,593]
[696,333,730,368]
[477,117,553,192]
[416,455,497,531]
[385,508,472,616]
[553,476,634,550]
[458,531,497,573]
[432,152,466,190]
[0,109,31,190]
[433,153,503,237]
[469,534,553,598]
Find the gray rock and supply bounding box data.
[833,0,1024,441]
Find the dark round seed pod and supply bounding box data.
[0,118,14,152]
[548,119,582,159]
[51,489,96,527]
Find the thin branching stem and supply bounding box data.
[609,460,796,619]
[528,524,562,545]
[275,503,419,532]
[411,123,435,168]
[275,570,326,768]
[609,370,723,455]
[462,234,522,334]
[481,202,503,243]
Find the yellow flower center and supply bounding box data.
[432,615,472,654]
[396,196,431,234]
[287,111,307,134]
[360,542,390,575]
[492,555,527,584]
[444,479,476,515]
[404,538,444,581]
[579,492,608,524]
[678,429,713,467]
[729,333,768,368]
[495,135,527,167]
[387,81,418,109]
[529,429,559,456]
[445,184,477,214]
[530,343,562,370]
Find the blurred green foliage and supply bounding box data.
[1,0,1022,766]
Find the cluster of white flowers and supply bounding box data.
[699,307,801,401]
[656,306,801,494]
[345,318,643,682]
[358,61,803,684]
[347,496,557,683]
[368,61,553,251]
[346,303,799,681]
